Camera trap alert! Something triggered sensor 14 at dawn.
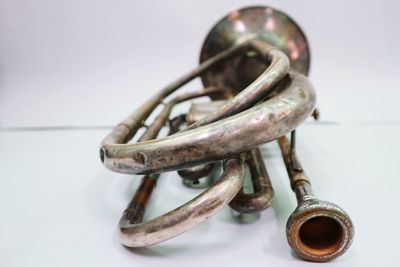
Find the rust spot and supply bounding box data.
[124,208,143,224]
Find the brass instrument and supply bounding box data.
[100,6,354,262]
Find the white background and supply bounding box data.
[0,0,399,266]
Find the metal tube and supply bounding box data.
[177,163,214,181]
[101,71,316,174]
[119,157,244,247]
[229,148,274,213]
[183,43,289,130]
[117,90,245,247]
[118,114,188,227]
[101,42,251,145]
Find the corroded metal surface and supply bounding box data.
[186,101,225,125]
[278,136,354,262]
[99,5,353,262]
[229,148,274,213]
[200,6,310,95]
[177,163,215,181]
[101,71,315,174]
[119,158,244,247]
[117,93,244,247]
[187,102,274,213]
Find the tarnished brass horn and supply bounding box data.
[100,6,353,262]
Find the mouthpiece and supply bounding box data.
[286,199,354,262]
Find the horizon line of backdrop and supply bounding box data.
[1,0,399,127]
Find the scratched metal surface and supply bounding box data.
[0,0,399,266]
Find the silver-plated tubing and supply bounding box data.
[120,111,243,247]
[101,71,316,174]
[119,157,244,247]
[168,114,187,135]
[101,42,251,146]
[277,136,354,262]
[184,41,290,130]
[120,113,188,223]
[116,89,226,246]
[101,39,291,167]
[137,87,224,142]
[177,163,215,181]
[229,148,274,213]
[185,101,225,126]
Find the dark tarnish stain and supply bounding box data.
[124,208,143,224]
[297,87,306,99]
[145,224,160,234]
[145,210,194,234]
[154,157,168,166]
[118,162,133,170]
[173,145,202,158]
[195,198,223,216]
[144,198,223,234]
[133,152,147,165]
[173,144,199,153]
[268,112,276,121]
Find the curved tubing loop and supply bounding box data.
[101,39,253,146]
[137,87,224,142]
[118,95,244,247]
[101,37,316,174]
[119,157,244,247]
[177,163,215,181]
[229,148,274,213]
[101,39,289,165]
[184,39,290,131]
[102,70,316,174]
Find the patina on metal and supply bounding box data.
[117,88,246,246]
[100,5,353,262]
[229,148,274,213]
[278,134,354,262]
[186,100,274,213]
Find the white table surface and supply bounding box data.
[1,0,399,266]
[1,122,399,266]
